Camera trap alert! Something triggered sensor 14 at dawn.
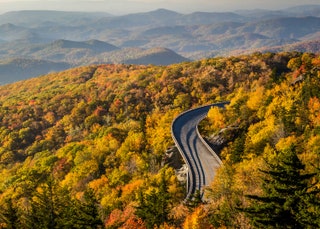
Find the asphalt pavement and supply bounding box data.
[171,103,227,200]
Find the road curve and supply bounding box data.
[171,102,228,200]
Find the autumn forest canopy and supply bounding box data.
[0,51,320,228]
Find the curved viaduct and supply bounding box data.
[171,102,228,200]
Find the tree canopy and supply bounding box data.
[0,52,319,228]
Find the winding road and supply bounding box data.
[171,102,228,200]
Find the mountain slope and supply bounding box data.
[0,23,35,41]
[239,16,320,39]
[123,47,189,65]
[0,41,188,83]
[49,39,119,51]
[0,39,188,65]
[0,58,70,84]
[0,52,319,228]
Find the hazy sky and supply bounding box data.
[1,0,320,14]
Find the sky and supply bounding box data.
[0,0,320,14]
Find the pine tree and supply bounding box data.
[135,171,171,228]
[71,188,103,229]
[242,145,320,228]
[26,179,103,229]
[24,177,76,229]
[28,178,60,229]
[0,198,19,229]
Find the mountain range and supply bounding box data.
[0,5,319,84]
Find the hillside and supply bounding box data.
[230,40,320,56]
[0,58,71,84]
[122,47,189,65]
[0,52,319,228]
[0,39,188,65]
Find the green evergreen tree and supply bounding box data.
[71,188,103,229]
[242,145,320,228]
[25,179,102,229]
[135,171,171,228]
[0,198,19,229]
[28,179,60,229]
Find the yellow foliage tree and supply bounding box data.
[246,86,265,111]
[275,136,297,151]
[207,106,226,131]
[308,97,320,127]
[183,206,211,229]
[145,110,177,157]
[245,115,282,155]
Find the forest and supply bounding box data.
[0,51,319,228]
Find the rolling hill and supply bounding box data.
[0,58,71,84]
[122,47,189,65]
[0,40,188,83]
[0,8,319,56]
[230,40,320,56]
[0,5,319,83]
[0,39,188,65]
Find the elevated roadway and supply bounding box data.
[171,102,228,200]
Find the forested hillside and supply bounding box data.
[0,52,319,228]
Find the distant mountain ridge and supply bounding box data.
[0,39,188,64]
[0,7,319,56]
[50,39,119,52]
[239,16,320,39]
[230,40,320,56]
[122,47,189,65]
[0,10,112,27]
[0,58,71,85]
[0,40,188,84]
[0,5,319,83]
